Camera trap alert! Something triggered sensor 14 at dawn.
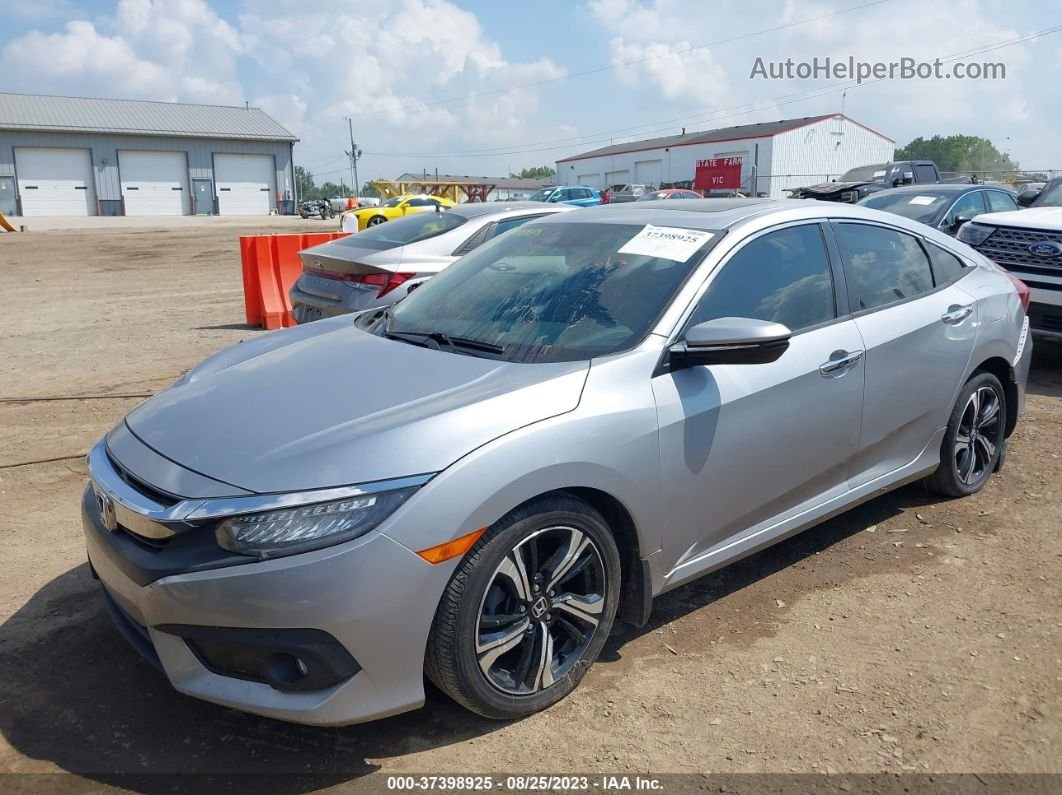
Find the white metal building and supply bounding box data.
[556,114,894,199]
[0,93,298,217]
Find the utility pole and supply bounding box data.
[345,117,363,198]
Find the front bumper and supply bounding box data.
[82,485,451,725]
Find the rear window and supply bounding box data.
[335,211,466,250]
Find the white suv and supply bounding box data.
[959,177,1062,338]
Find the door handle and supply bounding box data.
[819,349,864,377]
[941,304,974,325]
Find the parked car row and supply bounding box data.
[85,197,1031,728]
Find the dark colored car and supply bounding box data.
[857,184,1019,236]
[790,161,944,203]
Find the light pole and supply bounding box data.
[346,117,363,198]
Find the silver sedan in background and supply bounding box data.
[83,200,1030,726]
[289,201,575,323]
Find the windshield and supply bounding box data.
[382,196,406,208]
[1033,181,1062,208]
[334,211,466,250]
[857,191,948,223]
[528,189,555,202]
[840,164,891,183]
[385,221,721,363]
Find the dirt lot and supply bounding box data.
[0,221,1059,789]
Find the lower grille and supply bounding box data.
[1029,304,1062,334]
[977,227,1062,270]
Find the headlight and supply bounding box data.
[957,222,995,246]
[216,487,417,558]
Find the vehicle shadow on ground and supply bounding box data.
[0,483,941,791]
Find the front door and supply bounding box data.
[0,176,16,216]
[652,222,865,577]
[192,179,213,215]
[832,221,978,486]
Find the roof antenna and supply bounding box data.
[245,101,249,110]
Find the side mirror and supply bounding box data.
[1017,189,1040,207]
[669,317,791,368]
[950,214,973,231]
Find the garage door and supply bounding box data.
[634,160,662,188]
[214,154,275,215]
[605,170,630,188]
[119,151,190,216]
[14,147,96,216]
[576,173,601,189]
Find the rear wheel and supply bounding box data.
[926,372,1005,497]
[426,494,620,720]
[367,215,386,227]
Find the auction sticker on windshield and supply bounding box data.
[909,196,937,205]
[618,225,714,261]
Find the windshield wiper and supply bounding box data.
[384,329,505,355]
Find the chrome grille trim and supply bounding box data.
[86,440,434,541]
[977,226,1062,269]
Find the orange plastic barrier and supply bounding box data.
[240,232,349,329]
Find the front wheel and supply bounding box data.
[426,494,621,720]
[926,371,1005,497]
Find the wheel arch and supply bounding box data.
[508,486,652,628]
[971,356,1018,437]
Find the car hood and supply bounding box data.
[793,180,879,197]
[972,206,1062,231]
[124,318,589,494]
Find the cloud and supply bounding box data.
[584,0,1050,168]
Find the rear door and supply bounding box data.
[833,221,978,486]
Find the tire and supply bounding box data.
[426,493,621,720]
[926,371,1006,497]
[299,211,308,219]
[367,215,386,227]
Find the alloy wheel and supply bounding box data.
[475,526,606,695]
[954,385,1002,485]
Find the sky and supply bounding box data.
[2,0,1059,185]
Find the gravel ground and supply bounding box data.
[0,223,1059,791]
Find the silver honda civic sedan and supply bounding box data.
[289,201,575,323]
[83,199,1031,725]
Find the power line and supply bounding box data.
[361,25,1061,160]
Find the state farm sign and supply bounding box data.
[694,157,742,191]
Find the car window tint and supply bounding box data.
[690,224,836,333]
[407,198,434,207]
[451,223,493,255]
[986,191,1018,212]
[493,214,547,237]
[946,192,986,226]
[914,164,937,183]
[837,223,935,310]
[925,242,969,286]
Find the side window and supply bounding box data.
[407,197,434,207]
[559,189,573,201]
[925,242,969,286]
[492,214,546,238]
[914,164,937,183]
[836,223,935,311]
[579,188,593,199]
[689,224,836,333]
[451,224,493,256]
[986,191,1018,212]
[945,192,987,226]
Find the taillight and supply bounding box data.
[307,268,416,297]
[1007,273,1031,313]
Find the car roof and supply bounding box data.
[448,201,575,219]
[865,184,1015,197]
[537,197,967,237]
